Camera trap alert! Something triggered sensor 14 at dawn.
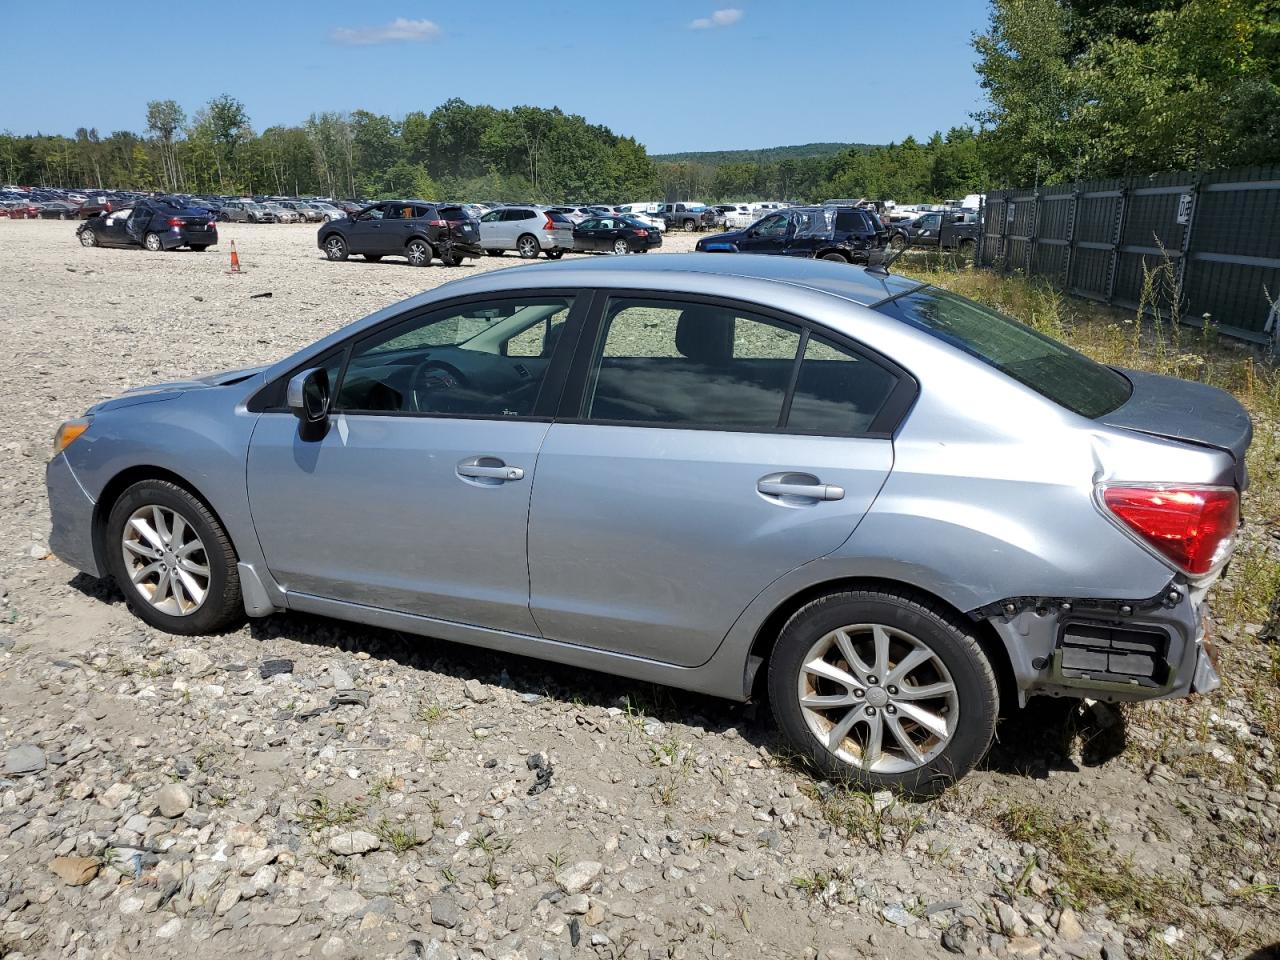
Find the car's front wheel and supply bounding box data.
[79,229,97,247]
[323,235,348,261]
[821,252,848,263]
[767,588,998,797]
[143,232,163,252]
[889,234,908,252]
[105,479,243,636]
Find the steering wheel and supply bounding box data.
[409,360,470,412]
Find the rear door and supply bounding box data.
[527,293,908,666]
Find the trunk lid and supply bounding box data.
[1100,368,1252,488]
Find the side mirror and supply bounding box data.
[287,367,331,441]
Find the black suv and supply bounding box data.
[318,201,483,266]
[694,205,887,263]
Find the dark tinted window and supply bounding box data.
[833,209,860,233]
[547,211,572,224]
[787,335,898,435]
[503,208,535,221]
[584,298,801,429]
[876,287,1132,418]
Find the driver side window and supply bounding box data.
[756,214,789,237]
[334,296,576,418]
[358,206,385,221]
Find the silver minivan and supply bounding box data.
[478,206,574,259]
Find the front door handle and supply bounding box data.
[757,472,844,502]
[458,456,524,482]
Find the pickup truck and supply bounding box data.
[654,202,717,232]
[888,209,981,254]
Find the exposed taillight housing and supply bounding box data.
[1099,484,1239,577]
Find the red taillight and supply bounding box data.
[427,219,448,227]
[1100,484,1238,576]
[168,217,183,228]
[543,215,557,231]
[634,228,648,237]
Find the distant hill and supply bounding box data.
[651,142,877,165]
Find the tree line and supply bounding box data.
[0,97,663,203]
[2,2,1274,204]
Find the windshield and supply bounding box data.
[875,287,1133,418]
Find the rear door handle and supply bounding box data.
[757,472,844,502]
[457,456,524,482]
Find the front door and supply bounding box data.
[345,204,388,255]
[528,294,902,666]
[738,212,790,254]
[97,209,135,246]
[247,293,583,634]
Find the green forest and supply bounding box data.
[1,0,1275,203]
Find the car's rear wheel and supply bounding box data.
[406,238,433,267]
[105,479,243,636]
[486,249,504,257]
[545,250,564,260]
[821,252,848,263]
[516,234,540,259]
[612,238,629,255]
[364,254,383,262]
[443,254,465,266]
[767,588,998,797]
[324,235,348,261]
[683,219,697,232]
[79,229,97,247]
[190,245,209,252]
[143,233,163,252]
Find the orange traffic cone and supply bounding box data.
[227,241,242,274]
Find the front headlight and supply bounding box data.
[53,417,91,456]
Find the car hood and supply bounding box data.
[1101,367,1253,487]
[87,364,268,414]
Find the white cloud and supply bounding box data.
[690,8,743,29]
[331,17,442,46]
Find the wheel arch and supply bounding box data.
[91,465,238,576]
[744,575,1015,710]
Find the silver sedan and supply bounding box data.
[46,254,1248,794]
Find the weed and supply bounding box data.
[373,816,424,854]
[297,795,363,833]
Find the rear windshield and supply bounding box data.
[875,286,1132,418]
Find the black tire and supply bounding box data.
[889,234,908,252]
[486,249,504,257]
[406,238,433,267]
[323,234,348,261]
[443,254,465,266]
[190,245,209,252]
[683,219,697,232]
[104,479,243,636]
[767,588,998,798]
[545,249,564,260]
[821,252,848,263]
[364,254,383,262]
[79,229,97,248]
[516,234,540,259]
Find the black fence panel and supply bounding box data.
[977,164,1280,341]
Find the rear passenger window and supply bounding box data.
[584,299,801,430]
[787,335,898,435]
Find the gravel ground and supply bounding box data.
[0,219,1277,960]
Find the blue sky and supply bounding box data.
[0,1,990,153]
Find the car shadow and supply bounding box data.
[64,573,1127,790]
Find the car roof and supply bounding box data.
[423,252,920,308]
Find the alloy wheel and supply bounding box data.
[407,240,430,266]
[325,237,345,259]
[518,237,538,257]
[796,623,959,774]
[613,239,628,255]
[79,230,96,247]
[144,233,162,251]
[120,505,210,617]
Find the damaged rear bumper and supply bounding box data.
[973,581,1221,706]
